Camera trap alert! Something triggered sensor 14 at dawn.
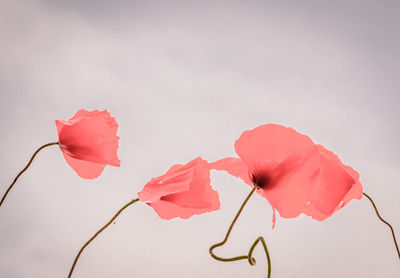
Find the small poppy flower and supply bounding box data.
[1,109,120,208]
[68,157,220,276]
[138,157,220,219]
[210,124,363,226]
[56,109,120,179]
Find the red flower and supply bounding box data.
[56,109,120,179]
[211,124,363,226]
[138,157,220,220]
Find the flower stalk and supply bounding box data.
[0,142,59,208]
[363,192,399,259]
[68,198,139,277]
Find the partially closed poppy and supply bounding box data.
[56,109,120,179]
[211,124,363,225]
[68,157,220,277]
[138,157,220,219]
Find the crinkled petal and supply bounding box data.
[209,157,252,185]
[302,203,330,221]
[234,124,315,173]
[272,207,276,228]
[149,198,219,220]
[303,147,356,216]
[161,158,220,209]
[61,152,106,179]
[138,166,194,203]
[304,145,363,219]
[256,161,310,218]
[338,179,363,210]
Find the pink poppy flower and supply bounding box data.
[56,109,120,179]
[210,124,363,226]
[138,157,220,220]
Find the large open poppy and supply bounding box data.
[211,124,363,226]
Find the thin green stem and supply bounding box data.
[0,142,59,208]
[68,198,139,278]
[363,192,400,259]
[209,186,272,277]
[249,236,271,277]
[209,186,257,262]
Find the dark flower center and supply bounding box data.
[250,170,270,189]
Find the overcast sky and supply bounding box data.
[0,0,399,277]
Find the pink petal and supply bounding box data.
[302,203,330,221]
[138,166,194,203]
[272,208,277,228]
[234,124,315,173]
[166,164,185,174]
[257,167,309,219]
[149,198,219,220]
[303,148,355,216]
[209,157,252,185]
[61,152,106,179]
[338,179,363,210]
[312,145,363,215]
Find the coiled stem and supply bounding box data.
[209,186,271,277]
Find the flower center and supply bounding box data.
[250,170,270,189]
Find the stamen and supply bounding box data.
[250,168,270,189]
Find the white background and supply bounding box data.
[0,1,399,277]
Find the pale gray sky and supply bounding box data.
[0,0,399,277]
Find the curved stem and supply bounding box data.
[209,186,272,277]
[68,198,139,278]
[363,192,400,259]
[0,142,59,208]
[209,186,257,262]
[248,236,271,277]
